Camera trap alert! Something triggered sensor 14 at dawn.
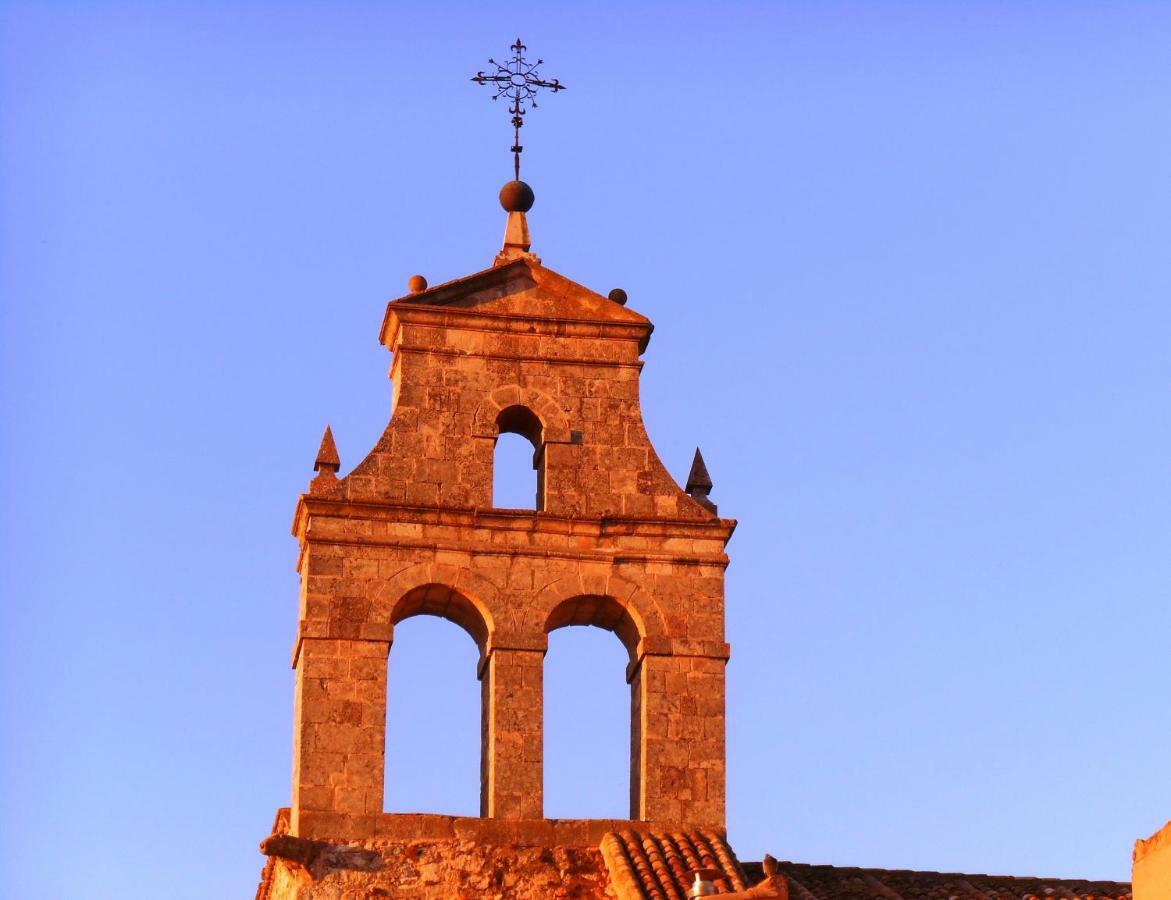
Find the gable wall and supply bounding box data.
[342,307,706,520]
[287,263,733,842]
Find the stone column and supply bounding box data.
[479,643,544,819]
[291,637,389,839]
[632,653,727,826]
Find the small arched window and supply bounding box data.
[493,405,544,510]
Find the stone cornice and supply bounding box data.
[284,809,726,847]
[290,496,735,573]
[380,304,653,354]
[391,343,646,371]
[291,495,735,542]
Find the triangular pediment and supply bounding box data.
[387,258,651,327]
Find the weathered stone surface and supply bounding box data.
[258,810,657,899]
[261,833,384,880]
[287,255,736,840]
[264,838,611,899]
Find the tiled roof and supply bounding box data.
[739,860,1132,900]
[600,829,751,898]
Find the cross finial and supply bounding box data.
[471,38,566,181]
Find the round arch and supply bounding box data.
[392,584,490,649]
[374,562,499,653]
[472,384,571,443]
[535,571,663,663]
[544,594,643,663]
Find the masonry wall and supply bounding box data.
[344,270,710,520]
[258,813,617,900]
[288,259,735,841]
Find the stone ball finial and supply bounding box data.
[407,274,428,293]
[499,180,535,213]
[608,288,628,306]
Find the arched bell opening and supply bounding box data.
[383,584,492,816]
[543,595,645,820]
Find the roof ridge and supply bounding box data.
[772,860,1131,888]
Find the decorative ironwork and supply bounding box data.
[471,38,566,181]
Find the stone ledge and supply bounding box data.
[294,811,724,847]
[293,495,737,543]
[296,533,732,572]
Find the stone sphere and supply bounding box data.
[607,288,628,306]
[499,180,535,212]
[407,274,428,293]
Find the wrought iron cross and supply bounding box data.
[471,38,566,181]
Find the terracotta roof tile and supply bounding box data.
[735,861,1131,900]
[600,828,751,898]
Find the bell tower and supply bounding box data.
[286,178,735,841]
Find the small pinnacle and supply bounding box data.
[686,448,713,493]
[685,447,717,514]
[314,425,341,474]
[608,288,628,306]
[407,274,427,293]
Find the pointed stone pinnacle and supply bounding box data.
[685,447,717,514]
[314,425,340,474]
[686,448,713,493]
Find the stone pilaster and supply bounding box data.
[479,645,544,819]
[291,638,389,839]
[632,652,727,825]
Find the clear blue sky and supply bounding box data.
[2,2,1169,897]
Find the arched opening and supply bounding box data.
[493,405,544,510]
[544,595,643,820]
[384,585,489,816]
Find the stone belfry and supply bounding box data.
[258,38,751,900]
[288,175,735,840]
